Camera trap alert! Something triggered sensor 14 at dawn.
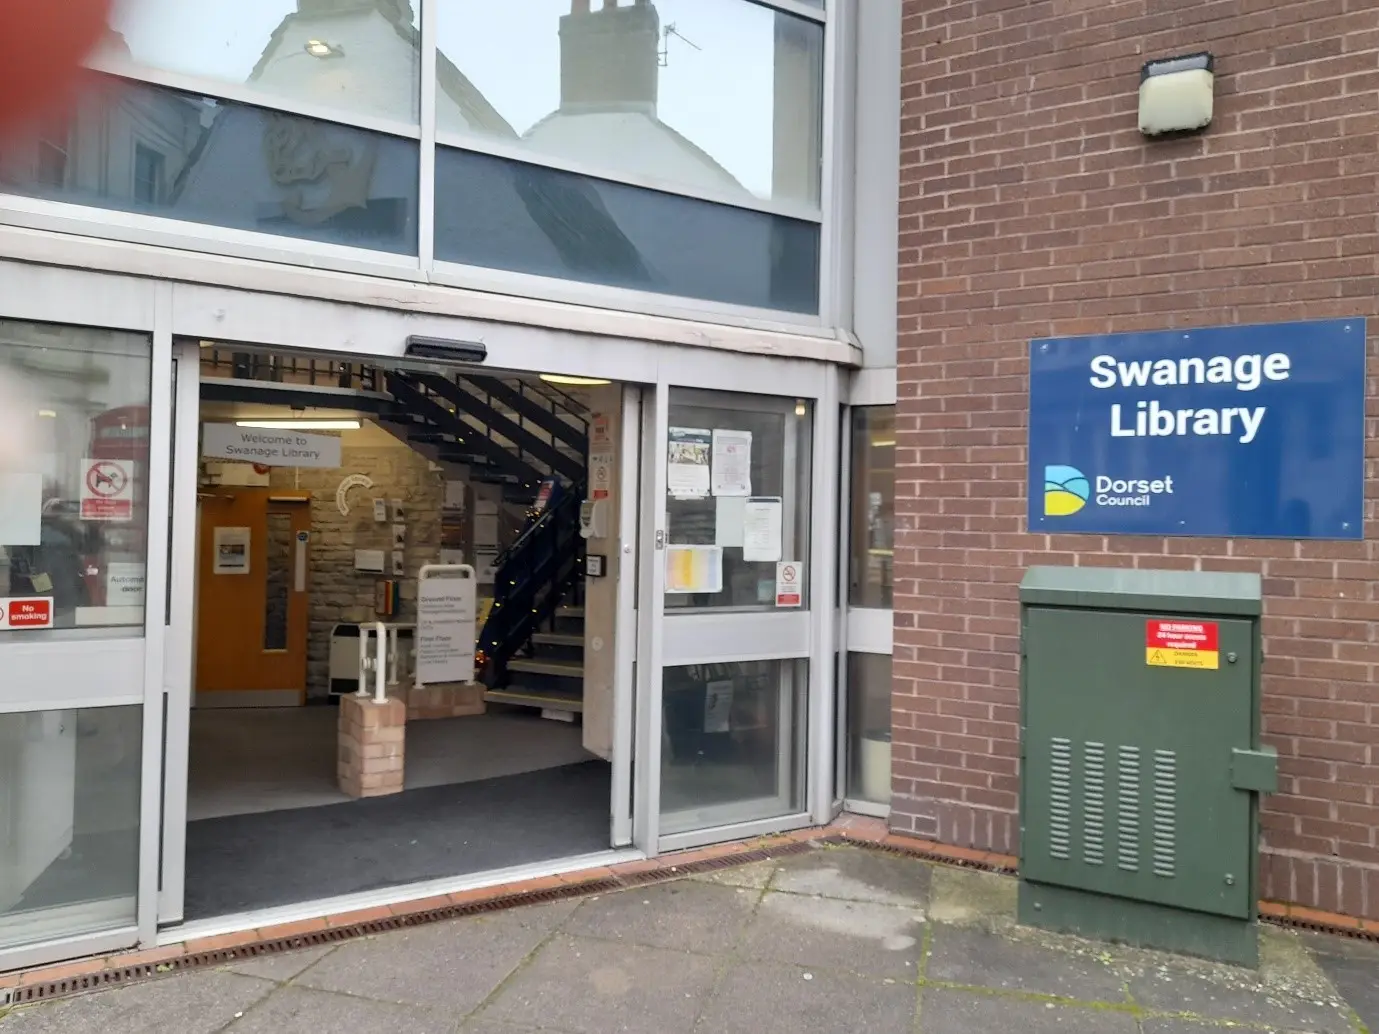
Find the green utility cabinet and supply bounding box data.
[1018,567,1277,966]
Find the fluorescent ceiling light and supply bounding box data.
[304,39,343,58]
[36,409,57,418]
[541,374,610,387]
[870,438,896,448]
[236,419,360,431]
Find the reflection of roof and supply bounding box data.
[523,109,746,197]
[248,0,515,139]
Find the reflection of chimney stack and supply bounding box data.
[560,0,660,114]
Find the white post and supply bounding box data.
[356,625,371,698]
[370,621,388,703]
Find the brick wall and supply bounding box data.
[896,0,1379,918]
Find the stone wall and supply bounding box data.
[270,423,444,698]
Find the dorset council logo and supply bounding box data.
[1044,465,1090,516]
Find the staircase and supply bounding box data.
[198,349,592,716]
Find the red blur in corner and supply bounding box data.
[0,0,113,132]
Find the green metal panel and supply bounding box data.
[1020,605,1257,920]
[1019,566,1262,617]
[1231,747,1279,794]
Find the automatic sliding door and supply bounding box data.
[657,389,813,846]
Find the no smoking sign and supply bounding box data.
[80,457,134,521]
[775,561,804,608]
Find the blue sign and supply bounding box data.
[1028,319,1366,539]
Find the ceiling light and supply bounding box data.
[304,39,343,58]
[870,438,895,448]
[36,409,56,418]
[541,374,610,387]
[236,419,361,431]
[794,400,807,417]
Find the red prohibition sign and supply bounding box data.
[86,460,127,497]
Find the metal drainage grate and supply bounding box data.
[820,834,1019,876]
[4,878,624,1007]
[1264,915,1379,945]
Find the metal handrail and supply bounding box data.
[356,620,388,703]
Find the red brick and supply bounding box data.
[896,0,1379,921]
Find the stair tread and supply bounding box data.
[507,658,585,678]
[485,688,584,713]
[558,606,585,618]
[531,632,583,648]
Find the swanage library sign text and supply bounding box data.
[1028,319,1366,539]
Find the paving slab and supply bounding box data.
[926,924,1129,1003]
[221,944,337,983]
[740,892,926,978]
[0,971,274,1034]
[695,959,918,1034]
[926,864,1017,926]
[1127,967,1353,1032]
[223,986,454,1033]
[565,881,757,954]
[1307,936,1379,1034]
[769,846,932,908]
[295,901,576,1012]
[479,934,719,1034]
[687,859,777,890]
[917,987,1138,1034]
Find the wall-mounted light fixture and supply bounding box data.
[1139,52,1214,137]
[304,39,345,59]
[236,419,361,431]
[540,374,610,387]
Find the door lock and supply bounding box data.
[654,530,665,550]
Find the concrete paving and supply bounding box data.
[2,844,1375,1033]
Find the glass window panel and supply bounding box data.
[660,658,806,835]
[106,0,421,124]
[845,652,891,806]
[849,406,894,609]
[0,706,142,952]
[436,0,824,207]
[0,319,151,635]
[664,390,811,610]
[263,512,291,651]
[433,147,819,312]
[0,72,420,256]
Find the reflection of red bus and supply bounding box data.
[81,406,150,606]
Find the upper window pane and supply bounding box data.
[849,406,894,609]
[434,146,819,312]
[0,320,152,634]
[106,0,421,125]
[436,0,824,208]
[0,72,420,256]
[665,390,811,611]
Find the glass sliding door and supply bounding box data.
[656,389,814,845]
[0,316,160,968]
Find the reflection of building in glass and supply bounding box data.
[523,1,747,197]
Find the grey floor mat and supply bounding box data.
[183,760,611,920]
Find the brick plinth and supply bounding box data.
[405,682,486,721]
[338,694,407,798]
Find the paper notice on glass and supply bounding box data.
[711,429,752,497]
[0,472,42,546]
[714,495,747,548]
[704,680,734,734]
[667,427,711,499]
[741,497,783,562]
[665,544,723,594]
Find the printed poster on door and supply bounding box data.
[775,561,804,608]
[667,427,711,499]
[79,457,134,521]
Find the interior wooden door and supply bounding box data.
[195,488,311,705]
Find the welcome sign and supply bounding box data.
[1028,319,1365,539]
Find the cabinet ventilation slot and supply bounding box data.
[1049,737,1072,860]
[1152,749,1178,879]
[1117,745,1141,872]
[1083,741,1106,866]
